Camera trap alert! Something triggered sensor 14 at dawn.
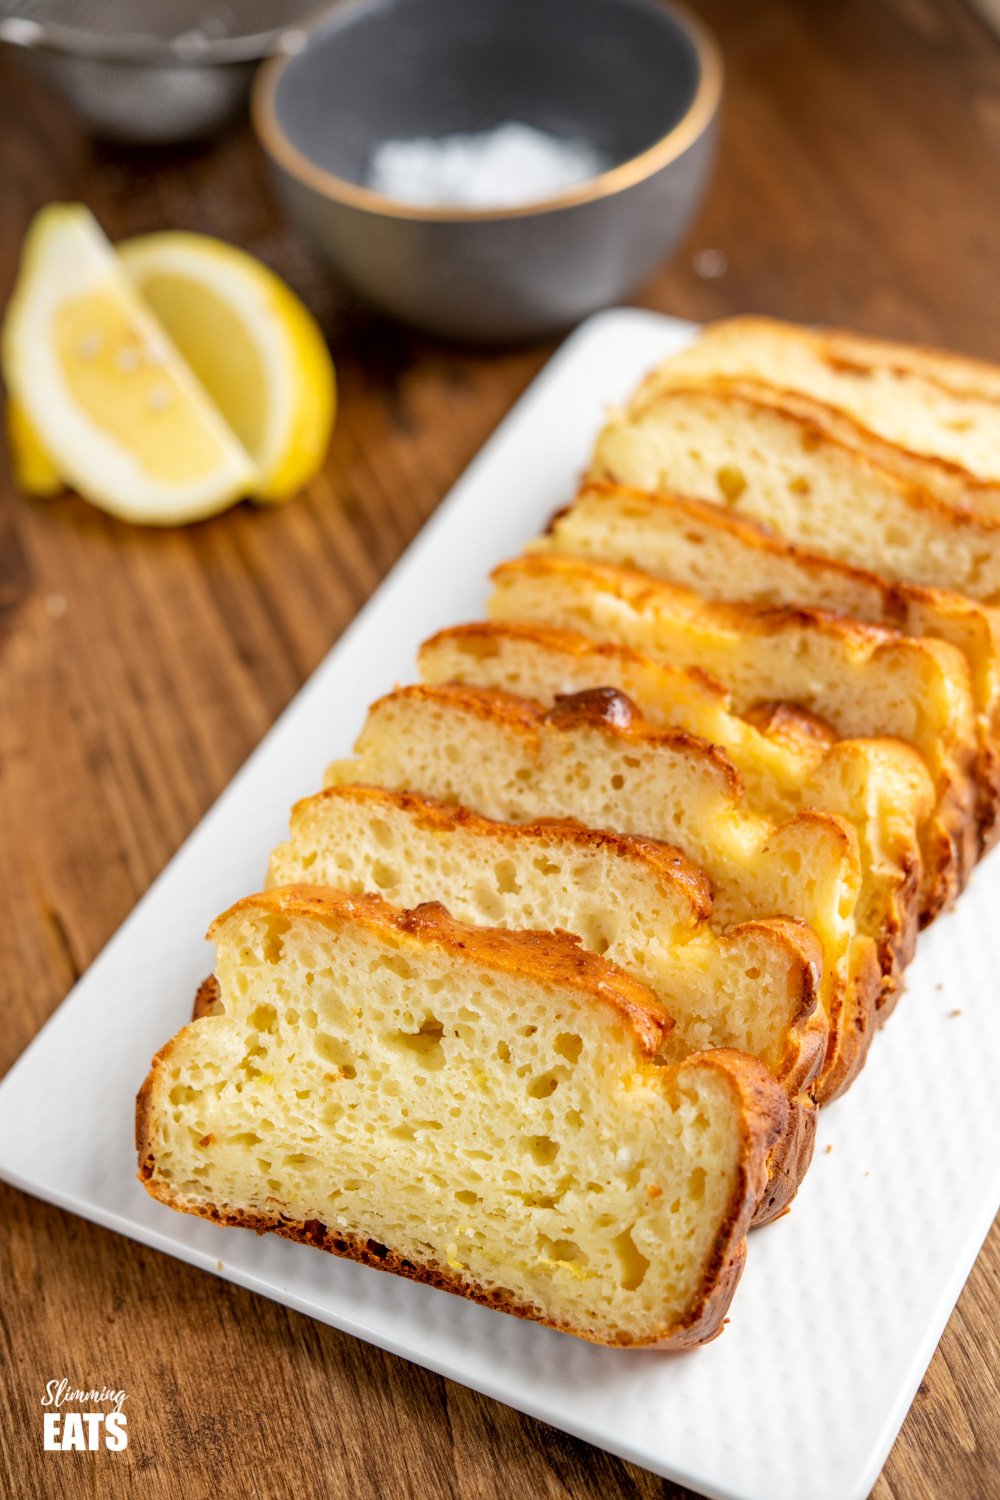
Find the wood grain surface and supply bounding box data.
[2,1,999,1496]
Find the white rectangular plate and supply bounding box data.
[1,309,998,1500]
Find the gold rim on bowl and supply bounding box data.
[251,0,723,223]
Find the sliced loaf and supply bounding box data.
[635,315,1000,516]
[511,541,978,905]
[537,486,1000,848]
[419,621,931,986]
[591,378,1000,602]
[269,785,826,1221]
[137,886,787,1347]
[325,682,878,1102]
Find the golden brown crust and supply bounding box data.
[426,618,846,764]
[192,974,221,1020]
[290,782,715,920]
[565,484,1000,855]
[753,1094,817,1228]
[979,742,1000,852]
[504,538,951,658]
[419,620,920,1029]
[283,788,828,1079]
[421,619,734,704]
[547,684,639,732]
[728,918,823,1222]
[271,857,825,1103]
[362,677,881,1103]
[710,916,824,1096]
[370,682,747,800]
[570,480,982,623]
[136,1038,786,1348]
[879,843,922,981]
[924,779,978,922]
[133,1060,156,1160]
[191,974,220,1021]
[697,317,1000,400]
[626,376,1000,542]
[819,935,883,1105]
[728,380,1000,516]
[367,680,543,738]
[742,699,838,752]
[660,318,1000,513]
[546,688,745,799]
[493,549,977,907]
[544,554,950,664]
[210,886,673,1054]
[146,1190,742,1348]
[279,786,824,1218]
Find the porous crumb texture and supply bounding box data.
[268,786,824,1085]
[329,684,860,974]
[493,549,978,909]
[635,316,1000,511]
[326,682,875,1101]
[592,379,1000,602]
[138,893,780,1347]
[525,490,1000,851]
[419,621,930,978]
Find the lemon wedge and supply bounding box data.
[2,205,258,525]
[6,397,62,497]
[118,231,336,504]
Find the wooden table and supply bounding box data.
[2,1,999,1495]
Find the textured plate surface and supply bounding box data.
[1,309,998,1500]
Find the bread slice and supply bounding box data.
[633,315,1000,516]
[136,886,788,1348]
[536,485,1000,850]
[325,683,878,1103]
[591,377,1000,602]
[419,621,931,985]
[517,530,978,905]
[269,785,826,1222]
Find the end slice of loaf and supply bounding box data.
[634,315,1000,514]
[420,621,931,987]
[269,785,826,1221]
[324,682,877,1103]
[537,485,1000,849]
[137,886,787,1347]
[512,534,978,907]
[591,377,1000,602]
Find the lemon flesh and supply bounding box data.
[1,205,258,526]
[119,232,336,503]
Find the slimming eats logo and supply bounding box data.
[41,1379,128,1451]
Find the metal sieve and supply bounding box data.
[0,0,315,145]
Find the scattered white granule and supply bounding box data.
[366,122,608,209]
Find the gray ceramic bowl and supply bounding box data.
[252,0,722,342]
